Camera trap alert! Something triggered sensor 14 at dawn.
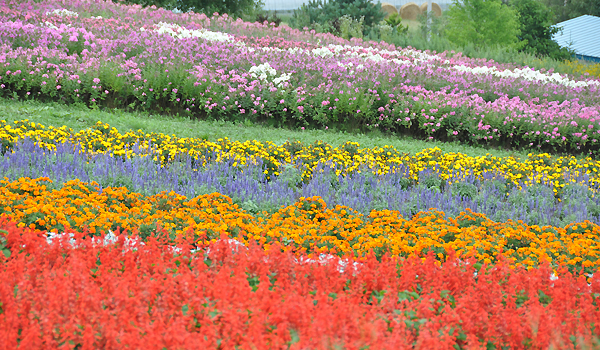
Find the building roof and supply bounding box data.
[553,15,600,59]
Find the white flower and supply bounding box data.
[311,47,334,58]
[42,21,59,30]
[153,22,234,42]
[308,43,600,89]
[273,73,291,87]
[249,63,292,87]
[46,9,79,17]
[249,62,277,80]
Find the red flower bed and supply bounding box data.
[1,218,599,349]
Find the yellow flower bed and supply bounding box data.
[563,60,600,79]
[1,177,599,273]
[1,120,600,192]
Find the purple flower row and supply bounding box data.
[1,139,597,227]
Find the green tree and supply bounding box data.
[567,0,600,17]
[291,0,385,36]
[541,0,571,22]
[445,0,523,49]
[541,0,600,22]
[116,0,263,18]
[174,0,263,17]
[510,0,573,59]
[116,0,176,9]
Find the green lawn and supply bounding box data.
[1,97,539,159]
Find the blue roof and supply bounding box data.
[553,15,600,59]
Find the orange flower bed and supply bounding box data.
[1,177,599,273]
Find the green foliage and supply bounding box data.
[542,0,600,22]
[338,15,365,39]
[175,0,263,17]
[451,182,478,199]
[290,0,385,36]
[568,0,600,18]
[384,12,404,28]
[373,15,408,43]
[509,0,573,60]
[387,13,409,33]
[0,230,10,259]
[115,0,176,10]
[277,163,302,189]
[117,0,263,18]
[417,11,446,39]
[445,0,523,49]
[255,10,282,26]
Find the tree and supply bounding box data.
[174,0,263,17]
[568,0,600,17]
[291,0,385,36]
[116,0,263,18]
[541,0,600,23]
[510,0,573,59]
[445,0,523,49]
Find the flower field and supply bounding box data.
[2,120,600,348]
[2,0,600,154]
[2,0,600,348]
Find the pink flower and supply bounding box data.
[93,78,100,84]
[56,85,61,89]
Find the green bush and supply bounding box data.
[384,13,409,35]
